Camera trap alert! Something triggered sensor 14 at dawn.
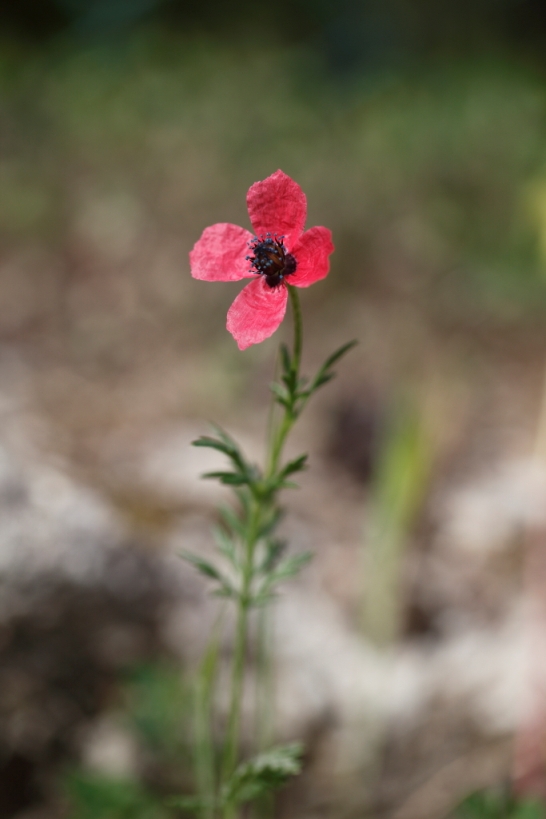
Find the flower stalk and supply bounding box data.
[176,171,356,819]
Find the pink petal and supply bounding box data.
[190,223,254,282]
[291,226,334,287]
[246,170,307,251]
[226,277,288,350]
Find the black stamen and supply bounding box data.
[246,235,297,289]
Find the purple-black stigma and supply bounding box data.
[246,233,297,289]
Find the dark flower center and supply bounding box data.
[246,234,297,289]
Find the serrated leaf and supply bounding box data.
[223,743,303,806]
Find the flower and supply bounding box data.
[189,170,334,350]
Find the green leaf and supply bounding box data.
[192,435,238,458]
[219,505,245,537]
[223,743,303,807]
[212,526,238,568]
[279,343,292,375]
[258,538,287,573]
[320,339,358,372]
[270,382,291,407]
[181,552,237,601]
[278,480,300,490]
[281,370,297,393]
[308,339,357,394]
[180,551,225,581]
[278,454,308,480]
[310,371,335,390]
[262,551,312,588]
[256,507,283,540]
[192,425,248,474]
[202,470,249,486]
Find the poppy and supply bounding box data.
[190,170,334,350]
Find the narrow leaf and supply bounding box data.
[193,425,248,474]
[203,471,249,486]
[257,508,283,540]
[180,551,226,582]
[219,505,245,537]
[269,382,290,406]
[278,454,308,480]
[279,343,292,375]
[320,339,358,372]
[212,526,238,568]
[311,372,335,389]
[266,552,313,585]
[259,538,287,573]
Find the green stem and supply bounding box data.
[287,284,302,377]
[267,285,303,477]
[221,285,305,819]
[222,497,261,816]
[194,611,223,819]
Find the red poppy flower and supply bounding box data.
[189,170,334,350]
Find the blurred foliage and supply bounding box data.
[124,664,191,759]
[1,31,546,364]
[64,771,170,819]
[63,664,191,819]
[362,396,432,644]
[455,789,545,819]
[2,0,546,78]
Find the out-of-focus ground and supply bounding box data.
[4,3,546,816]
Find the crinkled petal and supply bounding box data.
[226,277,288,350]
[247,170,307,250]
[190,223,254,282]
[291,226,335,287]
